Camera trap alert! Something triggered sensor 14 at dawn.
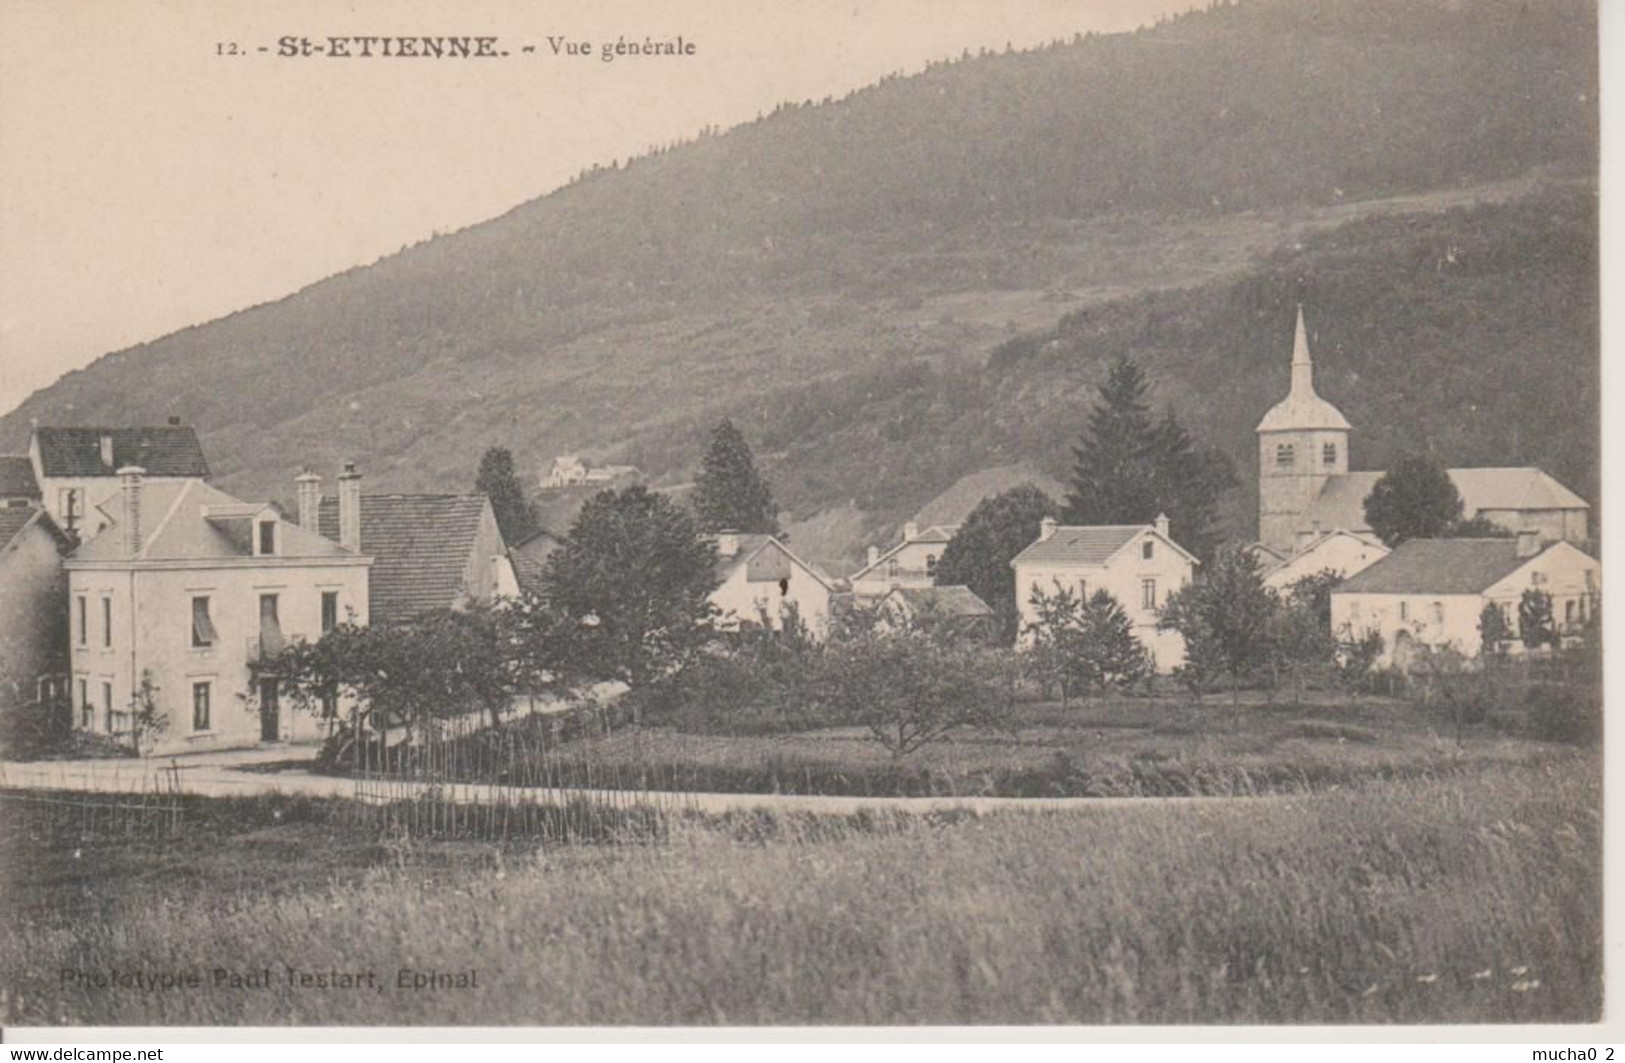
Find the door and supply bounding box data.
[259,678,281,741]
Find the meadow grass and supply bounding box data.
[0,757,1598,1026]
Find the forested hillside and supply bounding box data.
[0,0,1596,570]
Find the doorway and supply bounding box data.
[259,678,281,742]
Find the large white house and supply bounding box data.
[1256,308,1589,556]
[1010,515,1197,671]
[65,468,371,755]
[709,532,835,639]
[1329,534,1598,668]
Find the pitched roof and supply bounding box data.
[886,585,994,618]
[0,505,71,555]
[32,426,210,479]
[319,494,492,625]
[0,456,40,499]
[1011,524,1157,567]
[849,524,961,580]
[71,480,354,564]
[714,534,833,589]
[508,528,563,595]
[1300,467,1590,534]
[1333,539,1537,596]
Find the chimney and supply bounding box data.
[1516,529,1541,559]
[337,462,362,552]
[867,545,880,568]
[716,530,739,559]
[99,432,115,469]
[118,465,145,559]
[1155,513,1171,540]
[167,415,181,426]
[1039,517,1058,542]
[902,521,919,543]
[295,469,322,531]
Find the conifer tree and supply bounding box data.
[691,419,781,536]
[476,447,538,544]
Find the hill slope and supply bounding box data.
[0,0,1596,570]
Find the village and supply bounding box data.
[0,306,1599,762]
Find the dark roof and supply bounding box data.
[0,505,71,555]
[0,456,39,498]
[1333,539,1537,596]
[1010,525,1145,567]
[319,494,492,625]
[509,528,563,595]
[887,585,994,618]
[33,426,210,478]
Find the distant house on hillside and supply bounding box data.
[539,455,641,490]
[1330,534,1599,668]
[849,522,959,598]
[709,532,835,639]
[0,504,73,742]
[28,420,210,539]
[65,470,370,754]
[1258,528,1389,595]
[1011,515,1196,671]
[312,465,518,627]
[1256,308,1588,555]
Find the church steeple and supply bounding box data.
[1290,304,1315,398]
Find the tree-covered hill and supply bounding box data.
[0,0,1595,570]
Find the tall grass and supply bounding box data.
[0,759,1598,1026]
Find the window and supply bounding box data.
[78,679,90,728]
[1400,601,1410,622]
[259,594,285,655]
[1141,578,1157,610]
[258,519,277,556]
[1565,599,1577,625]
[1323,443,1338,466]
[58,488,81,523]
[192,682,211,731]
[1276,443,1295,468]
[321,591,339,634]
[75,595,87,646]
[925,554,937,577]
[1142,540,1154,560]
[1431,602,1444,624]
[102,682,113,733]
[1584,570,1596,592]
[191,596,217,648]
[101,597,112,647]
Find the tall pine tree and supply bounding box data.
[691,419,781,536]
[476,446,538,544]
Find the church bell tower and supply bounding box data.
[1255,306,1351,555]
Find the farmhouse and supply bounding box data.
[0,504,74,735]
[1010,515,1196,670]
[1259,527,1390,594]
[1329,533,1599,668]
[64,468,370,754]
[709,532,834,639]
[313,464,518,627]
[27,421,210,540]
[849,522,959,598]
[1256,308,1588,556]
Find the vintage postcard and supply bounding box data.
[0,0,1604,1040]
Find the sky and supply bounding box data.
[0,0,1193,417]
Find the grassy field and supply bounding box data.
[0,757,1599,1026]
[424,689,1573,798]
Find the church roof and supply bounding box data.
[1255,307,1352,433]
[1300,467,1589,534]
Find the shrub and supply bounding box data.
[1521,682,1601,745]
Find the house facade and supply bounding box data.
[1255,309,1589,556]
[849,522,959,598]
[65,470,370,755]
[1329,535,1599,668]
[0,506,73,739]
[1010,515,1196,671]
[1259,528,1389,595]
[28,421,210,540]
[710,532,835,639]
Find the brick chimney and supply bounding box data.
[716,530,739,559]
[337,462,362,552]
[295,469,322,530]
[1039,517,1058,542]
[1155,513,1171,540]
[1516,529,1542,559]
[118,465,145,559]
[902,521,919,542]
[867,545,880,568]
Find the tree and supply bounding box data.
[1478,600,1511,660]
[1450,515,1513,538]
[933,484,1057,640]
[1022,583,1149,702]
[476,447,538,544]
[1077,589,1151,694]
[1157,544,1276,704]
[542,486,720,687]
[690,419,781,535]
[1363,453,1463,546]
[1518,588,1558,651]
[1064,357,1234,557]
[1270,570,1342,700]
[127,670,168,755]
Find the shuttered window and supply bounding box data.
[191,596,217,648]
[259,594,285,655]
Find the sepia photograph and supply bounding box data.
[0,0,1604,1036]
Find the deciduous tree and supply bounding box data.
[934,484,1057,639]
[1364,453,1463,546]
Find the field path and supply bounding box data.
[0,747,1262,815]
